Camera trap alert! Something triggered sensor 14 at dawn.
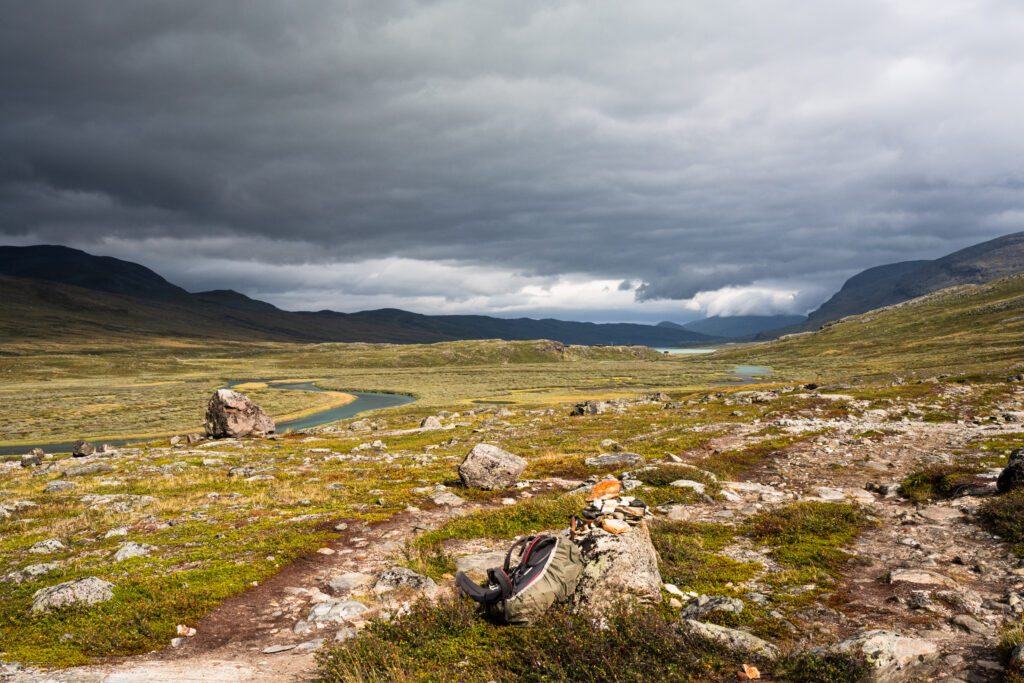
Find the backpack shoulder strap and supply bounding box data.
[504,536,534,572]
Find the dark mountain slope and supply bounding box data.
[675,315,807,338]
[0,245,189,299]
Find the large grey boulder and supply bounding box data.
[458,444,527,490]
[679,620,779,660]
[71,440,96,457]
[420,415,443,430]
[20,449,44,468]
[204,389,275,438]
[823,630,939,682]
[998,448,1024,493]
[573,524,662,612]
[585,452,645,468]
[31,577,114,613]
[570,400,611,416]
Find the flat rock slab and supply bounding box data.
[678,619,779,660]
[261,644,296,654]
[825,629,939,682]
[455,550,506,581]
[917,506,964,522]
[585,453,645,468]
[889,569,959,588]
[32,577,114,613]
[308,599,368,623]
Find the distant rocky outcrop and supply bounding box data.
[458,444,526,490]
[204,389,274,438]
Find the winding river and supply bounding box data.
[0,381,415,457]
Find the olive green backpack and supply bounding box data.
[455,534,583,625]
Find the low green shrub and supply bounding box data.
[775,650,870,683]
[898,463,985,502]
[980,489,1024,553]
[745,502,869,574]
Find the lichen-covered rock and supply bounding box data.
[823,630,939,682]
[458,444,527,490]
[678,619,779,660]
[20,449,44,468]
[585,452,645,468]
[113,541,155,562]
[71,440,96,457]
[681,594,744,619]
[31,577,114,613]
[998,448,1024,493]
[573,524,662,611]
[204,389,275,438]
[307,599,368,624]
[63,461,113,478]
[420,415,443,430]
[373,567,437,595]
[570,400,611,416]
[29,538,66,554]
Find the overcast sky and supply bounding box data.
[3,1,1024,323]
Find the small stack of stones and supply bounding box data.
[577,479,652,534]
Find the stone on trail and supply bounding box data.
[308,599,369,624]
[998,448,1024,493]
[326,572,374,595]
[822,630,939,682]
[585,452,645,468]
[458,444,527,490]
[573,524,662,611]
[72,440,96,457]
[678,620,779,660]
[204,389,275,439]
[430,491,465,506]
[373,567,437,595]
[261,644,296,654]
[31,577,114,613]
[888,569,958,588]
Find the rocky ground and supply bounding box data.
[3,380,1024,681]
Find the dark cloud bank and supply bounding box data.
[2,1,1023,322]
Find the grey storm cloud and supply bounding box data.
[3,0,1024,316]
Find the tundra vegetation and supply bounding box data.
[0,274,1023,679]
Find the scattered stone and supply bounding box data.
[458,444,527,490]
[669,480,706,494]
[204,389,275,438]
[823,630,939,682]
[917,506,963,523]
[888,569,958,588]
[185,433,203,444]
[420,415,443,430]
[573,524,662,611]
[44,481,76,493]
[308,599,369,624]
[29,538,66,554]
[72,440,96,457]
[373,567,437,595]
[998,448,1024,493]
[20,449,44,468]
[600,438,623,451]
[296,638,325,651]
[584,452,645,468]
[2,562,59,584]
[63,461,113,478]
[950,614,993,636]
[293,621,314,635]
[31,577,114,613]
[678,620,779,660]
[113,542,155,562]
[681,595,744,619]
[327,572,374,594]
[261,644,296,654]
[570,400,611,416]
[430,491,465,507]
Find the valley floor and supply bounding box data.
[4,377,1024,681]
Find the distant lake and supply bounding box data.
[654,348,718,354]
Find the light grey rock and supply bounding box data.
[3,562,59,584]
[44,480,76,493]
[204,389,275,438]
[326,572,374,594]
[455,550,506,581]
[430,491,465,506]
[681,595,744,619]
[573,525,662,611]
[570,400,611,416]
[261,644,296,654]
[889,569,958,588]
[458,444,527,490]
[29,538,66,554]
[113,542,155,562]
[669,480,706,494]
[599,438,623,452]
[296,638,325,651]
[678,619,779,660]
[72,440,96,457]
[104,527,128,539]
[950,614,992,636]
[31,577,114,613]
[293,621,314,635]
[584,452,645,468]
[20,449,44,468]
[373,567,437,596]
[420,415,443,430]
[824,630,939,682]
[308,599,369,623]
[64,462,113,478]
